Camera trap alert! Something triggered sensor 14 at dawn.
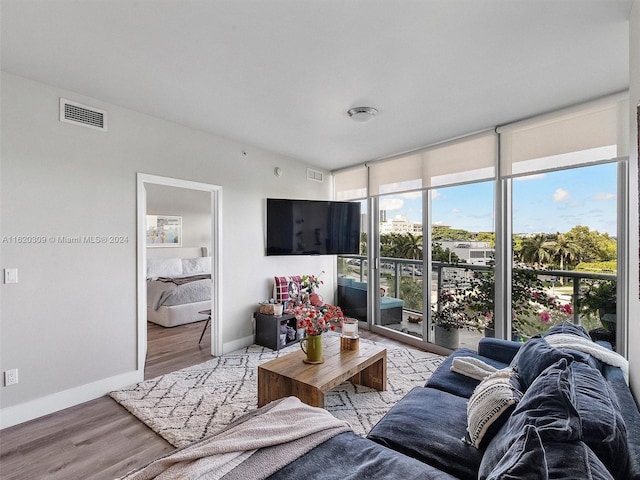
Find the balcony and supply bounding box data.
[337,255,617,350]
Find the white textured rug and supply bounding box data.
[110,335,444,447]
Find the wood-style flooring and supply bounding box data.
[0,321,411,480]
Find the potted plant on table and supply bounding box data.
[293,303,344,363]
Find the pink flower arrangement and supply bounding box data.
[293,303,344,336]
[301,271,324,291]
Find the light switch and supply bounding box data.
[4,268,18,284]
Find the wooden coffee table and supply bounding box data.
[257,336,387,408]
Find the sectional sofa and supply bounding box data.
[268,322,640,479]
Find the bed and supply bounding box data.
[146,253,212,328]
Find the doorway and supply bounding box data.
[136,173,222,379]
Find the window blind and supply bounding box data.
[368,131,497,196]
[498,93,629,178]
[333,165,368,200]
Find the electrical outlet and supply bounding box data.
[4,369,18,386]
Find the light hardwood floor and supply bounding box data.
[0,321,411,479]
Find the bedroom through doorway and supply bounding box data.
[136,174,223,379]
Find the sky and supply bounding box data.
[378,162,618,236]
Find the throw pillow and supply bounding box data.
[510,337,574,389]
[466,368,524,449]
[181,257,211,276]
[147,257,182,279]
[568,361,629,479]
[485,425,548,480]
[479,359,580,479]
[274,275,302,303]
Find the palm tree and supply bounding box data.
[520,234,553,266]
[551,233,579,270]
[401,233,423,260]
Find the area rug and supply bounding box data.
[110,335,444,447]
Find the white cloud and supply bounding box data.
[402,191,422,200]
[552,188,570,203]
[379,198,404,211]
[433,220,444,226]
[451,208,460,213]
[431,190,440,199]
[595,192,616,201]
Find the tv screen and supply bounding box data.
[266,198,361,255]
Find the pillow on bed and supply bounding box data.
[182,257,211,276]
[147,258,183,279]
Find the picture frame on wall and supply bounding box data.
[146,215,182,247]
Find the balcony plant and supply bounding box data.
[579,280,616,333]
[437,266,573,341]
[432,289,482,349]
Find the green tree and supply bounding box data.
[520,234,553,266]
[550,233,580,271]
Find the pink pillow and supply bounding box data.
[274,275,302,303]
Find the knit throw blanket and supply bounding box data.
[119,396,351,480]
[543,333,629,384]
[452,334,629,384]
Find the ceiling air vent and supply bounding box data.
[59,98,107,131]
[307,168,324,183]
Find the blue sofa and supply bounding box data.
[337,276,404,325]
[268,323,640,479]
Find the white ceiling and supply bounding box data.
[1,0,633,171]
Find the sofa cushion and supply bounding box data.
[380,295,404,309]
[484,425,614,480]
[426,348,509,398]
[477,337,522,365]
[480,359,580,478]
[466,368,523,448]
[267,431,460,480]
[510,337,574,389]
[543,321,591,340]
[568,361,629,479]
[484,425,547,479]
[368,387,483,480]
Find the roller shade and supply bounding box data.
[369,131,497,195]
[423,131,497,187]
[498,93,629,177]
[333,165,368,200]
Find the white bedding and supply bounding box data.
[146,256,212,327]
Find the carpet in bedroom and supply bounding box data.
[110,334,444,448]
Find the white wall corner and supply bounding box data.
[223,334,256,355]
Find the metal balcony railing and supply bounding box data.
[337,254,616,326]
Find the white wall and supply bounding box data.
[628,0,640,401]
[146,183,211,250]
[0,73,336,425]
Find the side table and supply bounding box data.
[254,312,300,351]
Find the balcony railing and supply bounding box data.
[337,254,616,331]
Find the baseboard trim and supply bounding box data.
[0,370,141,429]
[3,336,262,429]
[223,334,255,354]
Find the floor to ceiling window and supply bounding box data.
[334,93,629,353]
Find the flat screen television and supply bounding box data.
[266,198,361,255]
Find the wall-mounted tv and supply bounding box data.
[266,198,361,256]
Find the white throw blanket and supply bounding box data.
[544,333,629,384]
[120,396,351,480]
[451,356,499,380]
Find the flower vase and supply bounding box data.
[300,334,324,364]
